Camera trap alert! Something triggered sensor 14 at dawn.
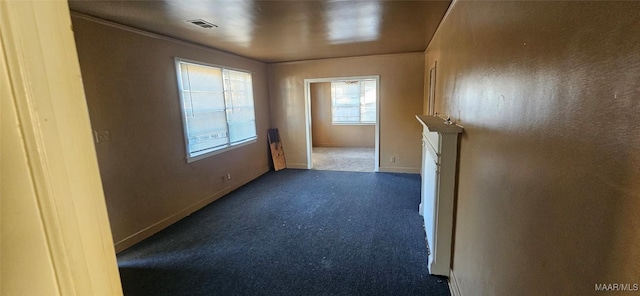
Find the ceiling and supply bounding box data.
[68,0,451,63]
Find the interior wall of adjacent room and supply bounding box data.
[424,1,640,295]
[71,15,271,252]
[311,82,375,148]
[269,53,424,173]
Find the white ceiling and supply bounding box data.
[68,0,451,63]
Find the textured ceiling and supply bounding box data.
[68,0,451,63]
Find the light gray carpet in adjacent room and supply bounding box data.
[312,147,375,172]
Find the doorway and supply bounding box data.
[304,76,380,172]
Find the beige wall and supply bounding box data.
[426,1,640,295]
[269,53,424,172]
[71,15,271,252]
[310,82,375,148]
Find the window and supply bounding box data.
[331,79,377,124]
[175,58,256,162]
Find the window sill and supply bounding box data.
[186,138,257,163]
[331,122,375,126]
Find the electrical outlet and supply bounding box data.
[226,173,232,180]
[390,156,396,163]
[93,130,111,143]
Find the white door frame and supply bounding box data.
[304,76,380,172]
[1,1,122,294]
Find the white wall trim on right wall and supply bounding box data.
[449,268,463,296]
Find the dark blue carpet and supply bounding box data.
[117,169,450,296]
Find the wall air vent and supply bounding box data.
[186,19,218,29]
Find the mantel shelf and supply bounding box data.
[415,115,463,134]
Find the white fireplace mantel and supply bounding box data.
[416,115,463,277]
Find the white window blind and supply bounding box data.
[331,79,377,124]
[176,59,256,161]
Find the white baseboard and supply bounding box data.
[377,166,420,174]
[449,269,463,296]
[285,164,419,174]
[286,163,308,169]
[113,169,268,252]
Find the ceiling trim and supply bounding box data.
[69,11,266,65]
[426,0,458,53]
[269,51,426,66]
[72,11,427,66]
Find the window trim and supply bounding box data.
[330,79,377,125]
[174,57,257,163]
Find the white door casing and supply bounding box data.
[0,1,123,295]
